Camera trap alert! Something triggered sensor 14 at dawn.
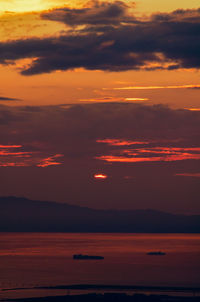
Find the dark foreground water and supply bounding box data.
[0,233,200,300]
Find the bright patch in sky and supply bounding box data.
[0,0,72,13]
[1,0,199,14]
[185,108,200,111]
[114,84,200,90]
[94,174,108,179]
[0,0,46,12]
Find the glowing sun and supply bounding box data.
[94,173,108,179]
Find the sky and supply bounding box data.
[0,0,200,214]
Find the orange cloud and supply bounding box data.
[96,146,200,163]
[0,145,63,167]
[97,139,149,146]
[184,108,200,111]
[125,98,149,101]
[112,84,200,90]
[37,154,63,167]
[97,154,200,163]
[175,173,200,177]
[0,150,31,156]
[79,97,122,103]
[79,97,149,103]
[0,145,22,148]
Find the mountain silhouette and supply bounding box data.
[0,196,199,233]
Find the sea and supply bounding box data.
[0,233,200,300]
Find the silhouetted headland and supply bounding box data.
[1,196,200,233]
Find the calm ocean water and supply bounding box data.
[0,233,200,300]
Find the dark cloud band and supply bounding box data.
[0,96,21,101]
[0,2,200,75]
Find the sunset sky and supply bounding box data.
[0,0,200,214]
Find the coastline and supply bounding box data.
[2,284,200,301]
[2,292,200,302]
[3,284,200,294]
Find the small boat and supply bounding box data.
[73,254,104,260]
[147,251,166,256]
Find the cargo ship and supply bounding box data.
[73,254,104,260]
[147,251,166,256]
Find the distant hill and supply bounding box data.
[0,196,199,233]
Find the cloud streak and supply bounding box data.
[175,173,200,178]
[0,96,21,101]
[96,144,200,163]
[113,85,200,90]
[0,144,63,167]
[96,139,150,146]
